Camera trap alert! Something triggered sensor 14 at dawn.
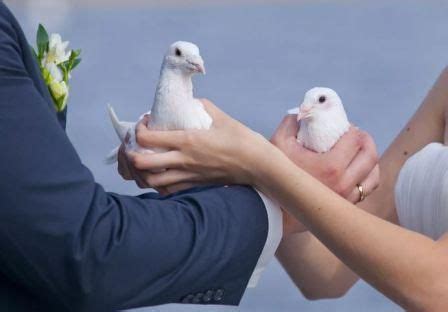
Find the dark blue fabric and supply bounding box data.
[0,3,269,311]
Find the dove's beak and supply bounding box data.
[195,63,206,74]
[297,107,312,122]
[188,59,206,74]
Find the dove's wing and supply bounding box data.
[108,104,136,142]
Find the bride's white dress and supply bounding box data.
[395,143,448,240]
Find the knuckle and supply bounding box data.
[360,132,375,149]
[324,165,341,181]
[146,176,155,187]
[370,153,380,166]
[131,155,146,170]
[146,176,160,188]
[356,132,368,147]
[178,157,189,170]
[183,132,195,149]
[335,181,350,197]
[135,130,147,146]
[333,185,344,197]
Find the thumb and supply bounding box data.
[274,115,299,140]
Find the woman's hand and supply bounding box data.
[117,98,379,200]
[120,99,276,192]
[271,115,380,204]
[271,115,379,236]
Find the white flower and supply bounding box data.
[48,79,69,111]
[45,62,63,82]
[41,33,72,87]
[49,79,68,100]
[42,33,71,67]
[33,25,81,112]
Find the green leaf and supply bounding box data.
[72,49,81,58]
[61,60,70,69]
[58,63,69,83]
[54,94,64,111]
[36,24,49,58]
[41,67,51,84]
[30,45,38,61]
[71,58,81,70]
[49,87,68,112]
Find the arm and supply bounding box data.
[253,67,448,310]
[0,5,269,311]
[276,67,448,301]
[276,232,359,300]
[270,117,379,300]
[127,109,380,300]
[129,67,448,310]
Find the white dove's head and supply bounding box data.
[164,41,205,75]
[294,87,350,153]
[297,87,345,122]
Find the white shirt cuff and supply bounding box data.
[247,189,283,288]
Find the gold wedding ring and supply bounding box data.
[356,184,366,202]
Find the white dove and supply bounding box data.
[105,41,212,164]
[288,87,350,153]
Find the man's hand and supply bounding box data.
[271,115,380,235]
[118,142,199,195]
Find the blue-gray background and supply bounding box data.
[7,0,448,310]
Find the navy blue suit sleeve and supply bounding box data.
[0,4,268,311]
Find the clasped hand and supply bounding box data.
[117,99,379,233]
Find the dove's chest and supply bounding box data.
[150,97,212,131]
[298,118,349,153]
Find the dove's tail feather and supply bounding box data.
[104,146,119,165]
[108,104,125,141]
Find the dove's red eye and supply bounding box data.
[318,96,326,103]
[175,48,182,57]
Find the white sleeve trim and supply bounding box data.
[247,189,283,288]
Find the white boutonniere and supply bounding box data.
[31,24,82,112]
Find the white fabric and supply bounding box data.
[395,143,448,240]
[247,190,283,288]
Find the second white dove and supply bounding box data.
[288,87,350,153]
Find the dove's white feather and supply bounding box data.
[292,87,350,153]
[106,41,212,163]
[287,107,299,115]
[107,104,136,142]
[149,65,212,131]
[104,146,120,165]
